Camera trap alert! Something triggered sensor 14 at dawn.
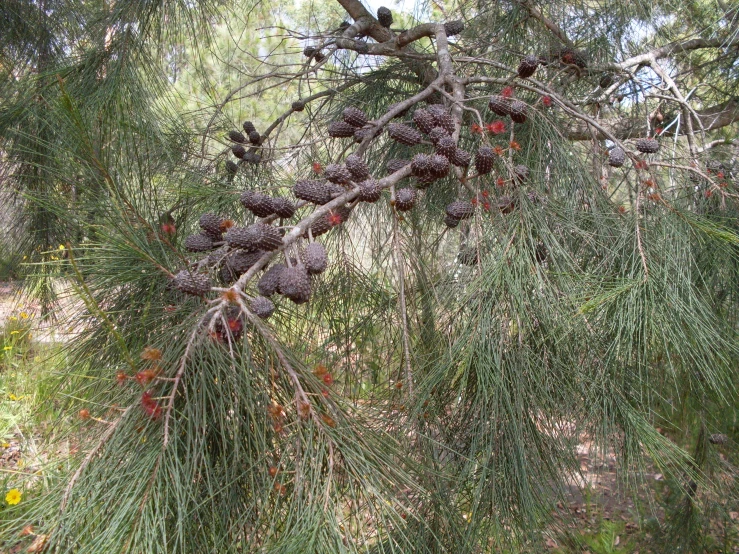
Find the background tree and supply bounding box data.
[1,0,738,551]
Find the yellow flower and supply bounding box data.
[9,316,17,321]
[1,442,9,448]
[3,346,11,351]
[58,244,66,250]
[8,393,18,401]
[10,330,19,335]
[19,312,29,319]
[5,488,22,505]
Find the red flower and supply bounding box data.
[485,120,506,134]
[141,391,162,419]
[312,162,323,174]
[509,141,521,151]
[471,197,478,205]
[541,95,552,107]
[322,373,334,386]
[327,211,343,226]
[496,176,506,187]
[481,190,489,198]
[482,201,491,211]
[493,146,504,156]
[470,123,483,134]
[501,86,514,98]
[161,223,176,235]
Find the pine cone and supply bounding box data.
[429,154,450,178]
[488,95,511,116]
[560,48,588,68]
[358,179,382,202]
[510,100,528,123]
[294,179,343,205]
[225,160,239,177]
[343,106,368,128]
[444,214,461,228]
[428,126,450,144]
[251,296,275,319]
[388,123,423,146]
[599,73,615,89]
[513,164,529,183]
[394,188,417,212]
[517,55,539,78]
[498,195,516,214]
[279,265,311,304]
[345,154,371,181]
[608,147,625,167]
[303,46,317,58]
[377,6,393,27]
[248,130,261,145]
[271,198,296,219]
[199,213,224,238]
[229,130,247,143]
[304,242,328,274]
[435,135,456,158]
[258,264,285,296]
[415,174,437,189]
[428,106,454,133]
[242,121,257,134]
[413,109,436,135]
[225,224,282,252]
[353,128,371,143]
[328,121,357,138]
[635,138,659,153]
[450,148,471,167]
[172,270,211,296]
[184,233,215,252]
[446,201,475,220]
[306,206,351,238]
[475,147,495,174]
[292,100,305,112]
[231,144,247,159]
[387,159,410,174]
[444,20,464,37]
[227,249,264,275]
[240,191,276,218]
[411,154,431,177]
[324,163,353,185]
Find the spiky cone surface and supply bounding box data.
[240,191,276,218]
[306,206,352,238]
[498,195,516,214]
[248,130,261,145]
[517,55,539,78]
[225,160,239,176]
[231,144,247,159]
[353,128,371,143]
[345,154,371,181]
[608,147,626,167]
[185,233,215,252]
[243,121,257,134]
[358,179,382,202]
[446,201,475,220]
[249,223,283,251]
[251,296,275,319]
[513,165,529,183]
[324,164,353,185]
[227,249,264,275]
[343,107,368,128]
[428,127,449,145]
[271,197,296,219]
[428,106,455,134]
[328,121,356,138]
[291,100,305,112]
[599,73,615,89]
[509,100,528,123]
[173,270,211,296]
[387,158,410,175]
[444,214,461,228]
[304,242,328,275]
[294,179,342,205]
[258,264,286,296]
[435,135,456,158]
[475,147,495,174]
[635,138,659,153]
[388,123,422,146]
[444,20,464,36]
[488,95,511,116]
[394,188,417,212]
[229,130,247,143]
[415,174,437,189]
[429,154,450,178]
[377,6,393,27]
[413,109,436,135]
[199,213,224,239]
[243,152,261,164]
[279,265,311,304]
[451,147,471,167]
[313,51,326,62]
[411,154,431,177]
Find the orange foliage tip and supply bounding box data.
[227,317,243,334]
[116,371,128,385]
[322,373,334,386]
[313,364,329,377]
[643,179,655,187]
[648,193,662,202]
[654,127,663,135]
[705,190,713,198]
[482,201,491,211]
[268,402,286,419]
[222,289,239,303]
[541,95,552,107]
[140,347,162,361]
[79,409,90,420]
[394,381,402,389]
[470,123,483,135]
[496,176,506,187]
[618,205,627,213]
[719,182,728,188]
[470,197,478,206]
[485,120,506,134]
[312,162,323,174]
[717,171,725,179]
[268,466,279,477]
[141,391,162,419]
[219,219,235,232]
[634,160,648,170]
[274,483,287,495]
[481,190,489,198]
[327,211,343,227]
[298,401,311,419]
[321,388,330,398]
[20,525,34,536]
[509,141,521,151]
[273,422,284,434]
[493,146,504,156]
[135,369,159,386]
[320,414,336,428]
[501,86,514,98]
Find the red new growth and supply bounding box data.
[322,373,334,386]
[471,197,478,205]
[496,176,506,187]
[509,141,521,151]
[470,123,483,134]
[541,95,552,107]
[141,391,162,419]
[482,201,491,211]
[161,223,176,235]
[312,162,323,174]
[486,120,506,134]
[493,146,504,156]
[228,318,243,333]
[327,211,343,226]
[501,86,514,98]
[481,190,489,198]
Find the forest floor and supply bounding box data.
[0,280,737,553]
